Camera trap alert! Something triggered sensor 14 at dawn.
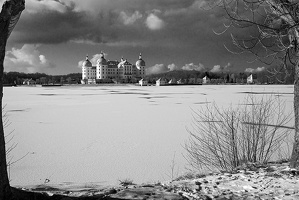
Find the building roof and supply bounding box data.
[118,58,132,68]
[82,53,144,69]
[97,52,107,65]
[136,53,145,68]
[107,60,119,68]
[123,61,132,65]
[83,56,92,67]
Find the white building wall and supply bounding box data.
[140,66,145,78]
[82,66,87,80]
[97,64,108,79]
[102,65,107,79]
[96,65,102,79]
[90,68,96,79]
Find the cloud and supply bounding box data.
[210,63,231,73]
[119,11,142,25]
[105,41,149,47]
[25,0,74,14]
[164,0,206,16]
[9,0,225,50]
[12,5,98,44]
[147,62,207,74]
[168,63,180,71]
[4,44,55,73]
[245,67,265,73]
[145,13,165,30]
[146,64,168,74]
[210,65,221,73]
[182,63,205,71]
[190,0,207,10]
[3,0,243,73]
[146,62,207,74]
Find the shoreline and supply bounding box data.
[10,162,299,200]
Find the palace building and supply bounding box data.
[81,52,146,84]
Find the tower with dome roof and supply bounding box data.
[81,55,96,84]
[135,53,146,78]
[96,51,108,80]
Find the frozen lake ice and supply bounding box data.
[3,84,294,187]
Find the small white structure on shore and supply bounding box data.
[139,79,148,86]
[23,78,36,85]
[168,79,176,85]
[247,74,253,84]
[177,79,184,84]
[156,78,166,86]
[202,76,210,84]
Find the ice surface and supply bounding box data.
[3,85,294,186]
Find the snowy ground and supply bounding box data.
[3,84,294,187]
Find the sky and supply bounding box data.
[2,0,266,75]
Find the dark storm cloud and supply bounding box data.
[11,3,121,44]
[9,0,229,48]
[12,10,91,44]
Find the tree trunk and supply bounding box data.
[290,57,299,168]
[290,27,299,168]
[0,32,12,200]
[0,1,24,199]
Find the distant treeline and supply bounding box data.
[3,65,295,86]
[146,67,295,84]
[3,72,82,85]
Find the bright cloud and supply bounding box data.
[5,44,55,73]
[25,0,70,14]
[168,63,180,71]
[147,62,206,74]
[119,11,142,25]
[191,0,207,10]
[145,13,165,30]
[210,63,231,73]
[245,67,265,73]
[182,63,205,71]
[146,64,168,74]
[210,65,221,73]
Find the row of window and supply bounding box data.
[84,71,144,75]
[83,73,96,75]
[83,68,145,72]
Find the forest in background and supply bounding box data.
[3,64,295,86]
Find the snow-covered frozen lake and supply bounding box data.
[3,84,294,187]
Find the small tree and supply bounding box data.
[208,0,299,167]
[185,95,292,171]
[0,0,24,199]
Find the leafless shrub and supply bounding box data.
[3,106,29,180]
[4,106,16,165]
[165,152,180,181]
[185,94,293,172]
[119,178,135,187]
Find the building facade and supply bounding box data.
[81,52,146,84]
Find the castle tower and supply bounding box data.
[82,55,92,81]
[96,51,107,79]
[135,53,146,78]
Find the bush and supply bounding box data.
[184,94,293,172]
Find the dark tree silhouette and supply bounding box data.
[212,0,299,167]
[0,0,24,199]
